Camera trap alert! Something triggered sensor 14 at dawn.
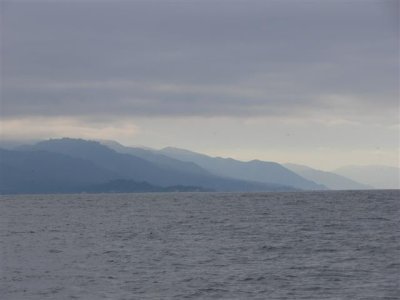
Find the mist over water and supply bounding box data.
[1,190,399,299]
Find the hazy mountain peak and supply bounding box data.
[101,141,212,176]
[99,140,156,151]
[334,165,399,189]
[33,138,118,158]
[285,163,371,190]
[162,146,197,154]
[285,163,314,172]
[160,147,325,190]
[38,137,106,147]
[161,147,212,159]
[10,137,396,194]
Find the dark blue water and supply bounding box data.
[1,190,399,299]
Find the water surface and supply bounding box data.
[1,190,399,299]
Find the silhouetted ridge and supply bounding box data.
[5,138,295,193]
[284,163,371,190]
[0,148,117,194]
[160,147,325,190]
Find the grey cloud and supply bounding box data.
[1,0,398,122]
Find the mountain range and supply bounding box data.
[0,138,397,194]
[101,141,324,190]
[2,138,294,194]
[158,147,325,190]
[284,163,372,190]
[334,165,399,190]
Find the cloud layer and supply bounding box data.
[1,0,398,124]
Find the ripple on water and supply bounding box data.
[0,190,399,299]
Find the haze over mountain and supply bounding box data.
[334,165,400,190]
[2,138,397,194]
[0,148,117,194]
[159,147,325,190]
[8,138,294,193]
[0,147,211,194]
[100,140,209,176]
[100,140,326,190]
[284,163,371,190]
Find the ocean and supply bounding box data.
[1,190,399,299]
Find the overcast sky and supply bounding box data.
[1,0,399,169]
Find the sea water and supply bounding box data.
[1,190,399,299]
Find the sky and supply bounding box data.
[1,0,399,170]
